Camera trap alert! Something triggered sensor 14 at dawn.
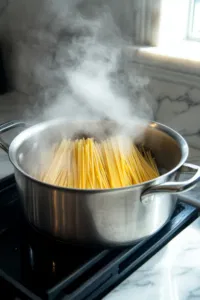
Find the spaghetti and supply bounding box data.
[39,137,159,189]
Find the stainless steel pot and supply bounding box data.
[0,119,200,247]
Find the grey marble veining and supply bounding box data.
[149,79,200,165]
[104,216,200,300]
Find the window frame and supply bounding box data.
[133,0,161,46]
[187,0,200,41]
[132,0,200,80]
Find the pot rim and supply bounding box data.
[8,119,189,193]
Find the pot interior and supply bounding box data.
[10,119,188,183]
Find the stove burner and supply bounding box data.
[0,175,198,300]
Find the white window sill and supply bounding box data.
[128,41,200,85]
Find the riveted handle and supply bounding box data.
[141,163,200,209]
[0,121,26,153]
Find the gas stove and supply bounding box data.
[0,175,198,300]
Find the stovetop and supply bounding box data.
[0,175,198,300]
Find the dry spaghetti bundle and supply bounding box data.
[39,137,159,189]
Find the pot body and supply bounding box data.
[15,167,177,246]
[2,119,194,246]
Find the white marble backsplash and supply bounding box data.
[149,79,200,165]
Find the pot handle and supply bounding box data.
[0,120,26,153]
[141,163,200,208]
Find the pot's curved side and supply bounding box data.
[15,168,176,246]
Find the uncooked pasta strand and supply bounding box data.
[39,136,160,189]
[95,143,110,188]
[134,146,158,180]
[101,142,115,188]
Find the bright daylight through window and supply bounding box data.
[134,0,200,65]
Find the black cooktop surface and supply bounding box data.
[0,175,198,300]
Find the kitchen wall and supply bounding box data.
[0,0,135,94]
[0,0,139,122]
[0,0,199,168]
[149,77,200,164]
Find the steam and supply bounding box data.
[3,0,157,181]
[7,0,153,138]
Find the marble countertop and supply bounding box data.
[105,207,200,300]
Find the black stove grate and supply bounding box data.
[0,175,198,300]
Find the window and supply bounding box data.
[187,0,200,40]
[134,0,200,46]
[133,0,200,72]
